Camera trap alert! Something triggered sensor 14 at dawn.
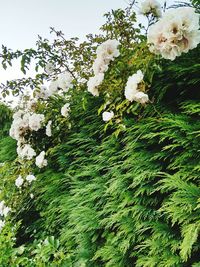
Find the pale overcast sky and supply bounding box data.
[0,0,128,50]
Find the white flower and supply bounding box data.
[134,92,149,104]
[92,56,109,75]
[147,7,200,60]
[48,72,73,96]
[0,201,4,216]
[29,113,45,131]
[26,174,36,184]
[57,71,73,92]
[61,103,70,118]
[17,143,36,160]
[15,175,24,188]
[27,99,37,111]
[0,201,10,217]
[30,193,34,199]
[87,73,104,96]
[2,206,11,217]
[0,220,5,231]
[140,0,162,17]
[45,63,54,74]
[46,120,52,137]
[13,110,23,120]
[49,80,59,96]
[35,151,48,168]
[102,111,114,122]
[125,70,144,102]
[9,112,30,141]
[96,39,120,62]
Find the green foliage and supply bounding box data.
[0,103,16,162]
[5,47,199,266]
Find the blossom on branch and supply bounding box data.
[87,73,104,96]
[147,7,200,60]
[35,151,48,168]
[15,175,24,188]
[125,70,149,104]
[26,174,36,184]
[61,103,70,118]
[140,0,162,18]
[46,120,52,137]
[87,39,120,96]
[17,143,36,160]
[102,111,114,122]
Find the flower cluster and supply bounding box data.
[147,7,200,60]
[15,174,36,189]
[0,201,11,232]
[9,107,50,169]
[17,143,36,160]
[0,201,11,217]
[35,71,73,99]
[125,70,149,104]
[140,0,162,18]
[49,71,73,96]
[87,39,120,96]
[9,68,74,175]
[10,111,45,142]
[10,110,48,166]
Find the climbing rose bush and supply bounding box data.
[0,1,200,266]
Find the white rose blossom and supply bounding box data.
[49,80,59,96]
[2,206,11,217]
[46,120,52,137]
[140,0,162,18]
[61,103,70,118]
[134,92,149,104]
[26,174,36,184]
[147,7,200,60]
[48,71,73,97]
[35,151,48,168]
[92,57,109,75]
[125,70,149,104]
[10,112,30,141]
[15,175,24,188]
[96,39,120,62]
[17,143,36,160]
[57,71,73,92]
[0,201,11,217]
[29,113,45,131]
[27,99,37,111]
[87,73,104,97]
[102,111,114,122]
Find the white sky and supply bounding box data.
[0,0,129,49]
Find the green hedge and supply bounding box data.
[4,49,198,266]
